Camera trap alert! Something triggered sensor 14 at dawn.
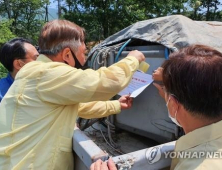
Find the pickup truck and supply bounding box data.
[73,15,222,170]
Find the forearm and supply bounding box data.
[78,100,121,119]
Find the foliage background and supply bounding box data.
[0,0,222,78]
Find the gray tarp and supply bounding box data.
[89,15,222,55]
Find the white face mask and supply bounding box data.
[166,97,182,127]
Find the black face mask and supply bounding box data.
[71,51,83,69]
[81,63,90,70]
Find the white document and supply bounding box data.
[118,71,153,98]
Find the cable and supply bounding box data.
[80,119,100,131]
[115,39,132,62]
[105,118,119,149]
[90,41,125,69]
[90,50,99,68]
[164,47,169,59]
[99,128,125,155]
[90,124,106,133]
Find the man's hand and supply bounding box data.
[90,158,117,170]
[127,50,145,63]
[118,95,133,109]
[152,67,163,82]
[153,83,165,99]
[107,158,117,170]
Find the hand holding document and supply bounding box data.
[118,70,153,98]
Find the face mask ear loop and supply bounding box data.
[166,95,182,127]
[175,110,178,120]
[169,94,180,119]
[19,60,26,67]
[166,96,170,106]
[70,49,83,69]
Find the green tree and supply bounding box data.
[0,0,50,44]
[0,19,16,47]
[200,0,221,20]
[63,0,208,41]
[63,0,147,41]
[184,0,222,20]
[0,19,14,78]
[0,63,8,79]
[139,0,187,17]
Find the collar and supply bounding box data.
[36,54,53,63]
[175,120,222,151]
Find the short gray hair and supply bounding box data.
[38,19,85,56]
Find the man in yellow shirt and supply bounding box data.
[0,19,145,169]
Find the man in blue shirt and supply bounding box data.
[0,72,14,102]
[0,38,39,102]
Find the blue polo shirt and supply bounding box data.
[0,73,14,102]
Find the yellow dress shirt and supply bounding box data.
[171,120,222,170]
[0,54,138,170]
[78,100,121,119]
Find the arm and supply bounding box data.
[153,83,165,99]
[78,95,132,119]
[78,100,121,119]
[37,51,144,105]
[152,67,165,99]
